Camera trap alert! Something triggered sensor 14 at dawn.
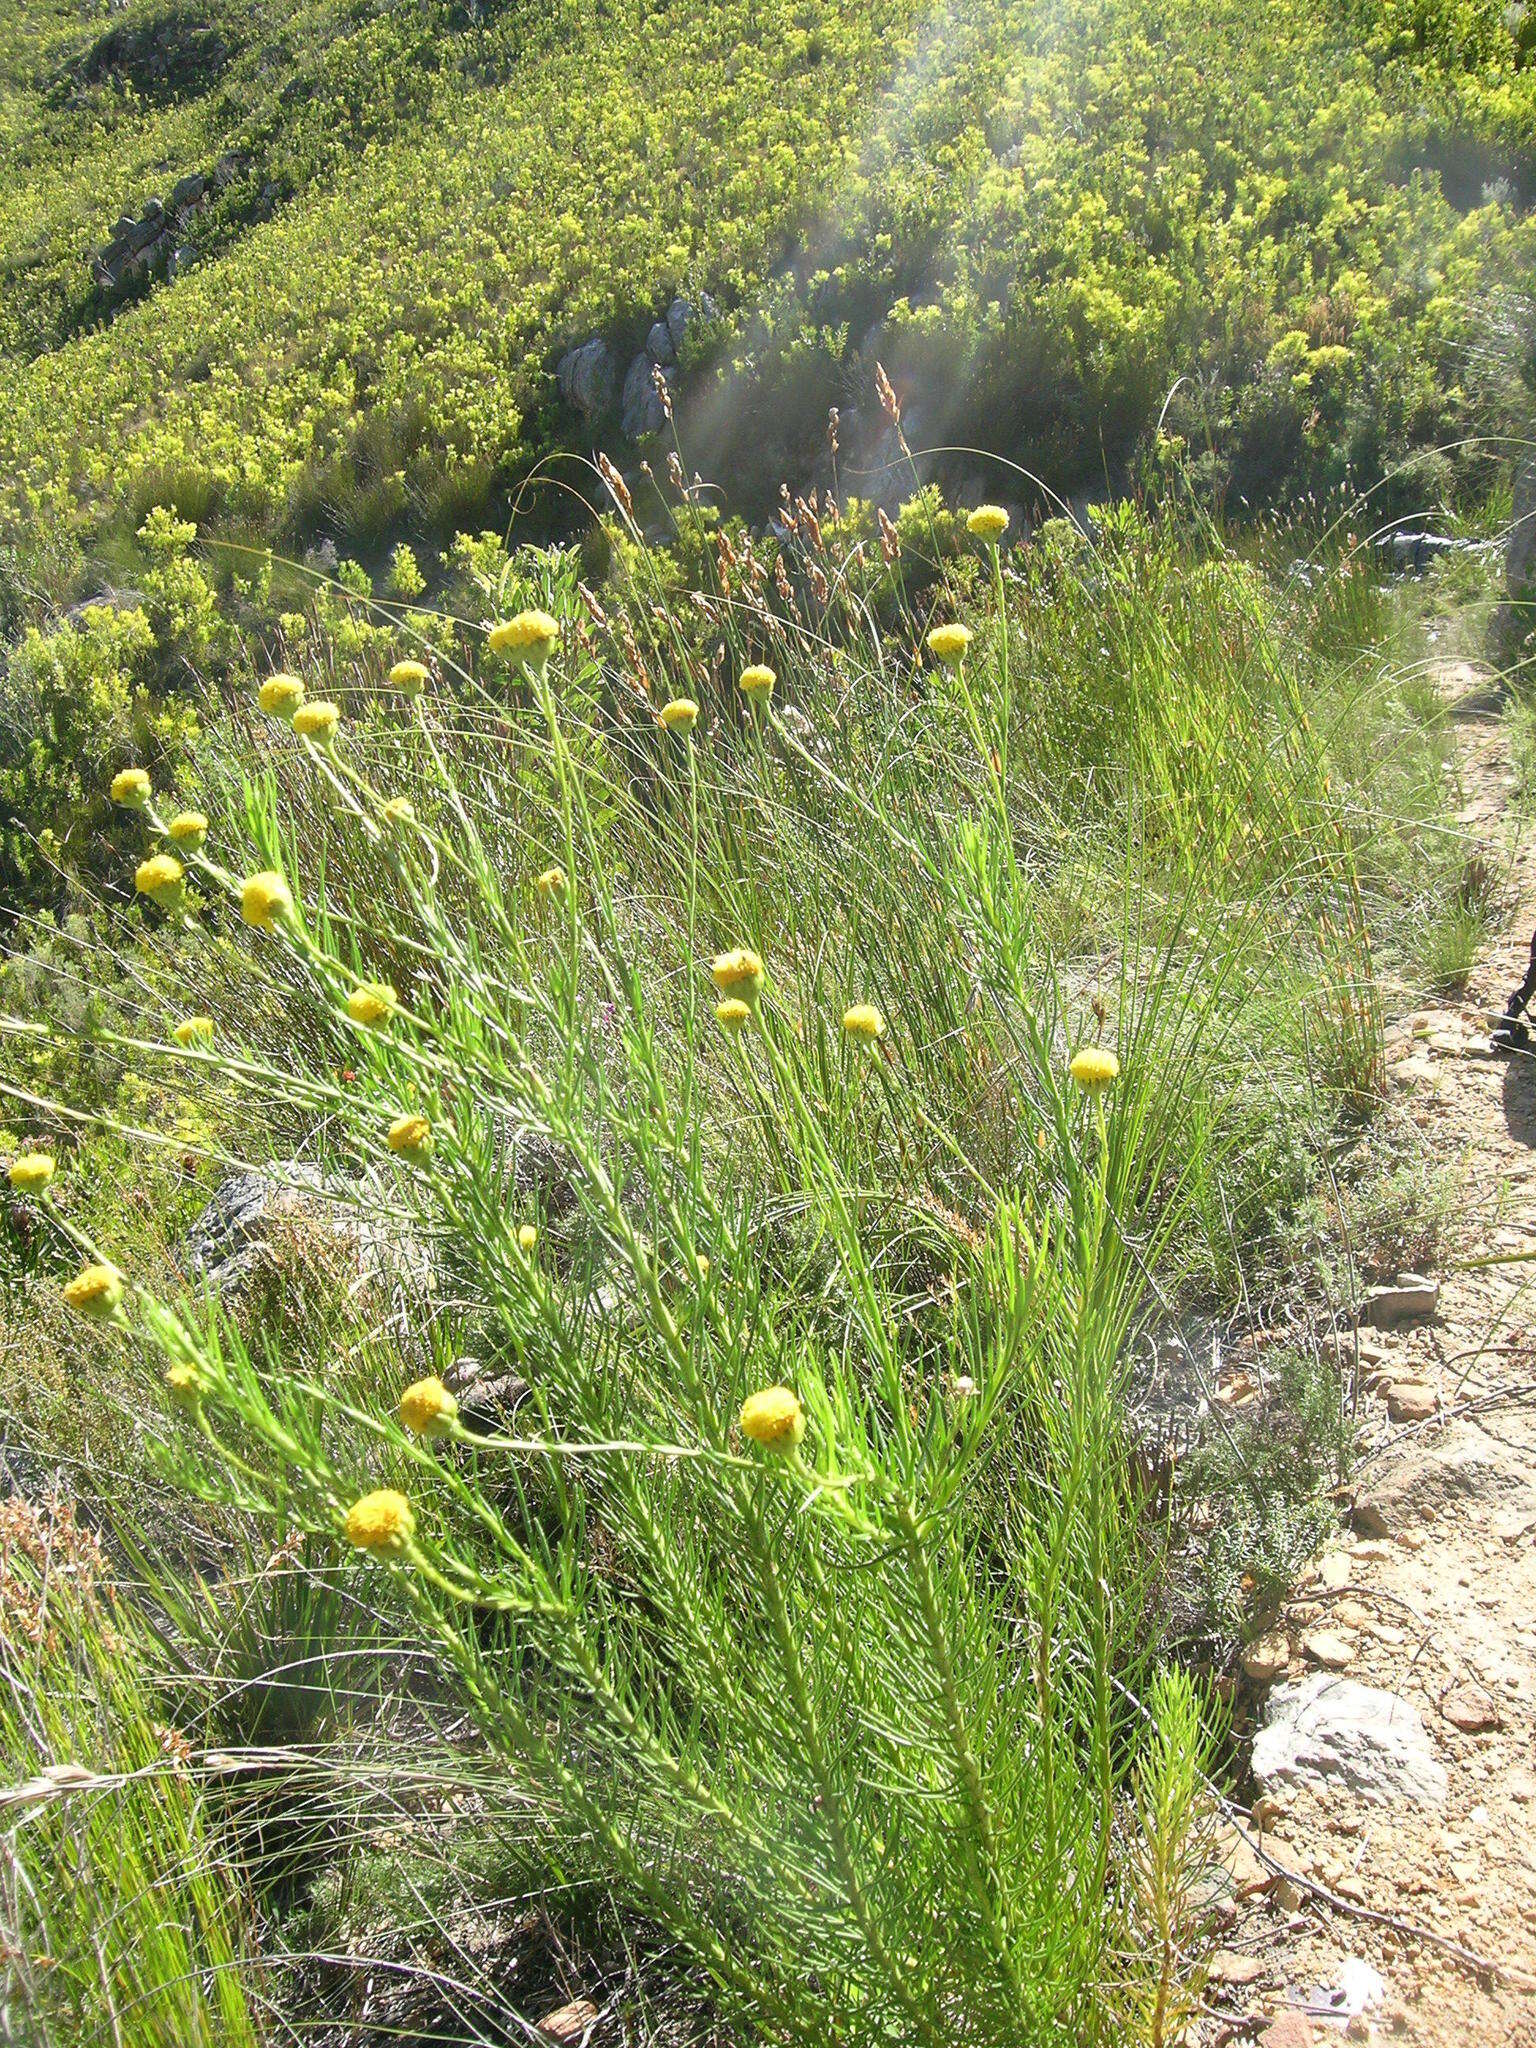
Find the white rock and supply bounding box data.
[1252,1674,1448,1806]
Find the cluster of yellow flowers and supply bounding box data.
[488,610,561,677]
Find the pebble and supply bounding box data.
[1385,1380,1439,1422]
[1302,1629,1356,1671]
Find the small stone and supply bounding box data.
[1359,1276,1439,1329]
[1320,1551,1352,1590]
[1440,1684,1501,1733]
[1242,1634,1292,1684]
[1208,1949,1265,1987]
[1385,1380,1439,1423]
[1217,1824,1274,1899]
[537,1999,600,2045]
[1491,1510,1536,1543]
[1302,1630,1356,1671]
[1259,2009,1314,2048]
[1271,1875,1306,1913]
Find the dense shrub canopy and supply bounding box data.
[0,0,1531,589]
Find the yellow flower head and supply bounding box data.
[715,998,752,1038]
[111,767,152,811]
[738,664,776,706]
[382,796,416,831]
[166,811,208,852]
[659,697,699,731]
[172,1016,215,1049]
[389,659,430,697]
[739,1385,806,1452]
[241,870,293,931]
[387,1113,433,1163]
[926,623,973,668]
[293,700,341,741]
[710,947,765,1005]
[842,1003,885,1045]
[345,1489,416,1553]
[517,1223,538,1253]
[7,1153,56,1194]
[399,1375,459,1439]
[165,1361,203,1412]
[346,982,398,1028]
[135,853,186,912]
[535,866,567,900]
[966,504,1010,542]
[488,610,561,673]
[62,1263,124,1322]
[1069,1046,1120,1096]
[258,673,305,717]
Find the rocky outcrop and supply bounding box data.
[1252,1673,1448,1806]
[557,294,717,440]
[89,157,243,296]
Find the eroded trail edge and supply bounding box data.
[1203,660,1536,2048]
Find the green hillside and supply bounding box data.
[0,0,1532,599]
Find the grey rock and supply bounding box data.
[113,214,136,241]
[1512,456,1536,602]
[168,244,195,280]
[556,336,615,416]
[141,196,165,225]
[1252,1673,1447,1806]
[666,293,714,356]
[170,172,206,212]
[646,318,676,366]
[1358,1274,1438,1328]
[183,1161,430,1304]
[1353,1423,1534,1537]
[620,351,674,440]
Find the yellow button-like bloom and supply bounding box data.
[62,1263,124,1322]
[535,866,567,900]
[966,505,1010,541]
[111,767,152,810]
[390,659,430,697]
[387,1113,433,1162]
[399,1375,459,1439]
[715,998,752,1038]
[172,1016,215,1049]
[258,674,305,717]
[926,623,973,668]
[382,796,416,830]
[842,1003,885,1044]
[166,811,208,852]
[738,664,776,706]
[517,1223,538,1253]
[293,700,340,741]
[488,610,560,674]
[241,870,293,931]
[345,1489,416,1553]
[135,853,186,911]
[711,947,765,1003]
[7,1153,55,1193]
[659,697,699,731]
[1069,1046,1120,1095]
[346,982,397,1027]
[165,1361,203,1412]
[739,1385,806,1452]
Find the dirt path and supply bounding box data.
[1201,662,1536,2048]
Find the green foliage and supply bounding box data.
[0,598,200,914]
[0,495,1474,2042]
[0,0,1532,594]
[0,1493,262,2048]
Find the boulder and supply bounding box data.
[556,337,615,416]
[1352,1423,1534,1536]
[665,292,715,357]
[620,351,674,440]
[182,1162,430,1302]
[1252,1674,1447,1806]
[170,171,206,212]
[646,318,676,366]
